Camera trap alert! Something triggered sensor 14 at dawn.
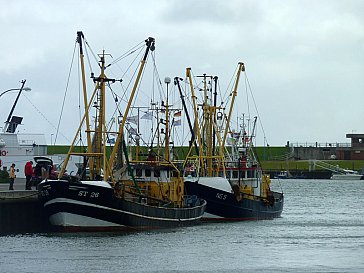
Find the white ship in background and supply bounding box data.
[0,80,78,178]
[0,132,48,178]
[0,80,47,178]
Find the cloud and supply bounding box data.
[0,0,363,146]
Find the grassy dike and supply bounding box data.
[47,145,364,172]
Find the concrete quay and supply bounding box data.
[0,178,48,234]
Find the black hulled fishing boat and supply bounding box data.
[38,32,206,231]
[179,64,283,221]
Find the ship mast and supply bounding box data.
[216,62,244,172]
[186,67,204,174]
[174,77,199,155]
[164,77,171,162]
[92,52,109,179]
[212,76,218,158]
[221,62,244,148]
[59,32,115,179]
[107,37,155,179]
[183,63,244,177]
[76,31,94,177]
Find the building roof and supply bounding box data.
[346,134,364,139]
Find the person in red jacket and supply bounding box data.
[24,161,33,190]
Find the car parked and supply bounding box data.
[32,156,69,186]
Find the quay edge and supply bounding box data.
[0,190,49,234]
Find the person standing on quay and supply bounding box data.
[9,163,16,190]
[24,161,33,190]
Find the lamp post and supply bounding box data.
[0,85,31,98]
[1,80,31,133]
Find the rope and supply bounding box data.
[110,41,145,66]
[54,41,78,144]
[22,94,71,143]
[84,39,99,70]
[83,39,95,75]
[245,72,269,146]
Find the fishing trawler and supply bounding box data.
[180,64,284,220]
[38,32,206,231]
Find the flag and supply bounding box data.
[107,133,117,144]
[173,119,181,126]
[231,132,240,139]
[174,110,182,117]
[141,111,153,120]
[107,137,116,144]
[126,115,138,125]
[227,137,237,145]
[129,127,138,135]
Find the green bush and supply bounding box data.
[0,170,9,183]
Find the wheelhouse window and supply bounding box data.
[154,169,160,177]
[136,168,142,177]
[145,169,151,177]
[247,170,255,178]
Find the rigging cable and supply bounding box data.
[149,51,167,146]
[83,42,94,77]
[22,94,71,143]
[106,45,145,129]
[84,38,99,70]
[109,44,145,81]
[245,72,269,146]
[77,48,84,148]
[220,63,237,109]
[110,41,145,66]
[244,73,251,125]
[54,41,78,144]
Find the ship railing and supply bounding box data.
[122,184,173,205]
[288,142,351,148]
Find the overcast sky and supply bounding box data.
[0,0,363,146]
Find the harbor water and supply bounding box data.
[0,179,363,273]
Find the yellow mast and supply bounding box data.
[107,37,155,179]
[201,75,215,176]
[221,62,245,148]
[58,83,101,178]
[207,102,213,176]
[186,67,204,175]
[94,52,106,177]
[216,62,244,173]
[59,32,116,180]
[77,31,94,179]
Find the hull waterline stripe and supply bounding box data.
[44,198,204,222]
[68,186,90,190]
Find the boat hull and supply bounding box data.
[184,180,283,221]
[330,174,363,180]
[38,180,206,232]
